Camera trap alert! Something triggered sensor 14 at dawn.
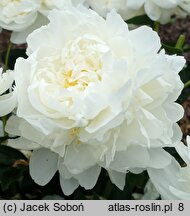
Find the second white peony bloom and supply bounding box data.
[126,0,190,24]
[6,6,186,195]
[85,0,143,20]
[0,68,16,117]
[0,0,85,44]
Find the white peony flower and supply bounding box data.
[0,0,40,31]
[6,6,185,195]
[127,0,190,24]
[0,68,17,117]
[85,0,143,20]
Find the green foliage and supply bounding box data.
[178,64,190,103]
[162,43,183,55]
[127,15,153,26]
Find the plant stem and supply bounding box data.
[184,80,190,89]
[175,35,185,50]
[154,21,160,32]
[5,42,12,70]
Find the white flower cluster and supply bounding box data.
[4,6,188,198]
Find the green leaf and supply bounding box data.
[126,15,153,26]
[164,147,186,166]
[179,64,190,84]
[177,64,190,103]
[0,145,27,166]
[162,43,182,55]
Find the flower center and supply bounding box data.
[70,128,80,144]
[59,34,109,90]
[35,34,110,91]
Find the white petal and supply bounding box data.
[166,55,186,73]
[148,158,181,199]
[152,0,180,9]
[172,123,182,143]
[29,148,58,186]
[64,143,103,174]
[169,186,190,200]
[148,148,172,169]
[164,103,184,122]
[7,137,40,150]
[110,145,150,171]
[59,176,79,196]
[108,170,126,190]
[116,121,149,151]
[75,165,101,189]
[0,69,14,95]
[0,92,17,117]
[139,108,163,139]
[144,1,162,21]
[127,0,145,10]
[5,115,22,136]
[106,10,129,37]
[129,26,161,55]
[15,58,39,118]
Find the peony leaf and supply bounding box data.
[126,14,153,25]
[162,43,182,55]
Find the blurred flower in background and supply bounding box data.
[126,0,190,24]
[0,0,85,44]
[85,0,143,20]
[0,0,43,44]
[0,68,16,117]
